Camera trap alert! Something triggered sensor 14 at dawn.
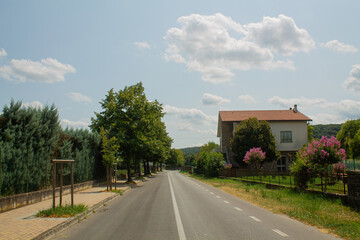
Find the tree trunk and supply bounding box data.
[126,158,132,182]
[144,160,148,175]
[106,166,108,191]
[110,165,113,191]
[147,161,151,175]
[138,158,142,178]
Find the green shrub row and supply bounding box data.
[0,100,104,196]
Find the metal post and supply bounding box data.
[71,162,74,207]
[60,162,63,207]
[52,161,56,209]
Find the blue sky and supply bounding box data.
[1,0,360,148]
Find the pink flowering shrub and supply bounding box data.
[243,147,266,169]
[333,162,347,173]
[297,136,346,174]
[224,163,232,169]
[291,136,347,189]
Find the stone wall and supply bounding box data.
[0,180,102,212]
[347,171,360,206]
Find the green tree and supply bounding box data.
[200,141,220,153]
[307,123,314,142]
[167,149,185,168]
[100,127,119,191]
[337,119,360,159]
[91,82,171,182]
[230,117,280,167]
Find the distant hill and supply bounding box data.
[179,146,201,155]
[312,124,342,139]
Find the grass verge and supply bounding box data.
[186,173,360,240]
[36,204,88,218]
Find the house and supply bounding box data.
[217,105,312,171]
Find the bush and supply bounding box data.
[195,152,225,177]
[290,158,313,190]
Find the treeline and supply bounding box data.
[0,100,104,196]
[312,124,342,139]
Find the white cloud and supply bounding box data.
[309,113,345,125]
[61,119,89,129]
[268,96,327,108]
[0,58,75,83]
[67,92,92,103]
[134,41,151,50]
[202,93,230,105]
[321,40,358,53]
[238,94,256,104]
[269,96,360,123]
[22,101,43,109]
[164,104,217,125]
[176,123,216,135]
[0,48,7,57]
[328,99,360,119]
[164,13,298,83]
[244,14,315,56]
[344,64,360,94]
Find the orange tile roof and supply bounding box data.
[219,110,312,122]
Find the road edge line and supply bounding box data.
[168,173,187,240]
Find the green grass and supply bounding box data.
[36,204,88,218]
[186,173,360,240]
[111,189,124,195]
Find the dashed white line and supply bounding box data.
[234,207,243,211]
[210,192,214,194]
[273,229,288,237]
[205,189,209,192]
[249,216,262,222]
[216,196,221,198]
[224,200,230,204]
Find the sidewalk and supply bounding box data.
[0,181,135,240]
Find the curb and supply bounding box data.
[32,186,131,240]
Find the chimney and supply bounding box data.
[293,104,298,113]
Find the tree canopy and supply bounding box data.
[337,119,360,159]
[230,117,280,167]
[90,82,172,181]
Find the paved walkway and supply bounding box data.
[0,181,134,240]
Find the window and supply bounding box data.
[277,156,287,172]
[280,131,292,143]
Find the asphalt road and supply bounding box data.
[52,171,342,240]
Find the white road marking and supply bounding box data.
[168,174,186,240]
[224,200,230,204]
[210,192,214,194]
[216,196,221,198]
[249,216,262,222]
[205,189,209,192]
[234,207,243,211]
[273,229,288,237]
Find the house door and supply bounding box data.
[277,156,287,172]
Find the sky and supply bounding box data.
[1,0,360,149]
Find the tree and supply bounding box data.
[167,149,185,168]
[200,141,220,153]
[307,123,314,142]
[230,117,280,167]
[337,119,360,159]
[90,82,172,182]
[100,127,119,191]
[291,136,347,190]
[194,142,225,177]
[243,147,266,170]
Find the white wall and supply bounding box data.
[269,121,308,151]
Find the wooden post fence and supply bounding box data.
[52,159,75,209]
